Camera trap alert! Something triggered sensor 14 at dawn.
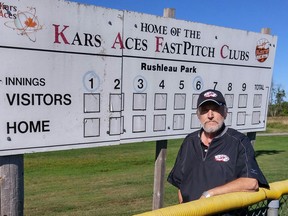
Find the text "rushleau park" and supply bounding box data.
[141,62,197,73]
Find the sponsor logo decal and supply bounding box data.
[255,38,270,63]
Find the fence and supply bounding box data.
[134,180,288,216]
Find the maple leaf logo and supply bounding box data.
[25,17,37,28]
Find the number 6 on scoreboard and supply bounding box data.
[193,76,203,91]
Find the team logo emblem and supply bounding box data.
[204,91,217,98]
[214,154,230,162]
[255,38,270,63]
[4,7,43,42]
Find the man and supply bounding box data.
[167,89,269,205]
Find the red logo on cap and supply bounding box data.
[204,91,217,98]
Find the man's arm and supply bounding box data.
[178,189,183,203]
[200,177,259,198]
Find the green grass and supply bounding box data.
[254,135,288,182]
[265,116,288,133]
[24,135,288,215]
[24,142,157,216]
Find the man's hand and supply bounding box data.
[199,177,258,199]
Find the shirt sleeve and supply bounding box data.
[167,141,185,189]
[236,136,270,188]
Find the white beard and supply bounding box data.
[202,120,224,134]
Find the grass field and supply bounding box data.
[266,116,288,133]
[24,133,288,215]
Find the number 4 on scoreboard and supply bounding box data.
[159,80,165,89]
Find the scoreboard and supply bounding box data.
[0,0,277,155]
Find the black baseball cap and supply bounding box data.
[197,89,226,108]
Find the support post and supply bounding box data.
[261,28,271,34]
[247,132,256,146]
[0,155,24,216]
[152,140,167,210]
[152,8,175,210]
[163,8,175,18]
[267,200,279,216]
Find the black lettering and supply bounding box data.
[7,121,17,134]
[18,121,28,133]
[134,38,143,51]
[21,93,31,106]
[54,94,63,105]
[84,33,93,46]
[5,77,46,87]
[42,120,50,132]
[30,120,41,133]
[6,120,50,134]
[125,37,134,50]
[71,33,102,47]
[71,32,82,46]
[43,94,53,105]
[6,93,16,105]
[142,39,148,51]
[40,78,46,86]
[94,34,102,47]
[29,120,50,133]
[6,93,71,106]
[140,22,167,35]
[35,94,44,105]
[63,94,72,105]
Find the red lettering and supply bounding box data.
[111,32,124,49]
[220,45,229,59]
[53,24,70,44]
[155,36,164,52]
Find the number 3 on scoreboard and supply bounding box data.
[133,75,147,92]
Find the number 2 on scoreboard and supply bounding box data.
[114,79,121,89]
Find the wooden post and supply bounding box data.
[152,140,167,210]
[0,155,24,216]
[261,28,271,35]
[152,8,175,210]
[163,8,175,18]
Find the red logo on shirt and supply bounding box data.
[214,154,230,162]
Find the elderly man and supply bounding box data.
[167,89,269,205]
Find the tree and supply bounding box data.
[275,87,286,104]
[282,101,288,115]
[268,82,287,116]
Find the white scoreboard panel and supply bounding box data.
[0,0,277,155]
[120,11,277,143]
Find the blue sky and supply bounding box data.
[72,0,287,100]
